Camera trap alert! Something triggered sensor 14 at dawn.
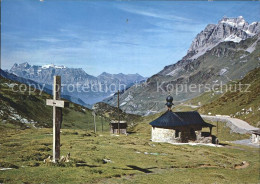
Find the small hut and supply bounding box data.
[251,129,260,144]
[110,120,127,134]
[149,95,216,144]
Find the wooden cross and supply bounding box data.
[46,76,68,163]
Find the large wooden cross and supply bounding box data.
[46,76,68,163]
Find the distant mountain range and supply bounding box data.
[105,16,260,115]
[8,63,147,106]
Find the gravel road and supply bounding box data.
[201,115,259,134]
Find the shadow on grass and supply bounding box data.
[75,162,99,168]
[219,143,229,146]
[124,165,157,173]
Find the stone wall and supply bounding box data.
[151,127,214,144]
[151,127,180,143]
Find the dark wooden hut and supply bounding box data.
[110,120,127,134]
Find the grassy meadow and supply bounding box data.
[0,120,259,183]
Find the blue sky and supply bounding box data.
[2,0,260,77]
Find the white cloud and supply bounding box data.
[117,5,191,22]
[32,37,63,43]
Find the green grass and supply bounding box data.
[198,67,260,127]
[0,127,259,183]
[179,90,223,109]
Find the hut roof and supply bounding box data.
[149,110,213,128]
[110,120,127,124]
[251,129,260,135]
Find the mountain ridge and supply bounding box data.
[105,17,260,115]
[9,63,147,105]
[10,62,146,83]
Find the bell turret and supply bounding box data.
[165,95,174,110]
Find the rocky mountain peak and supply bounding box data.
[21,62,31,68]
[99,72,111,77]
[219,16,248,28]
[10,62,31,71]
[187,16,260,60]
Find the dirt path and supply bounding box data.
[230,139,259,148]
[201,115,259,134]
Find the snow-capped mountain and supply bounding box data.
[10,62,97,85]
[105,17,260,115]
[188,16,260,60]
[9,62,146,105]
[10,62,146,86]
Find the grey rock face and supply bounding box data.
[188,16,260,60]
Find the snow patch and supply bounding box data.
[144,110,158,116]
[219,68,228,75]
[224,35,242,43]
[108,93,115,97]
[42,64,66,69]
[220,20,237,27]
[124,94,133,102]
[240,55,247,59]
[244,29,254,36]
[190,43,219,60]
[220,16,246,28]
[166,67,183,76]
[120,102,127,106]
[169,142,223,147]
[246,38,259,53]
[0,168,13,171]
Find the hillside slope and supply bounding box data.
[198,67,260,127]
[0,75,109,131]
[106,34,260,115]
